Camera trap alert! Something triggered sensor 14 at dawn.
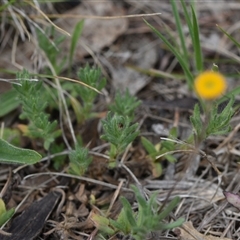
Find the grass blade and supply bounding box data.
[170,0,189,65]
[191,6,203,73]
[180,0,193,39]
[217,24,240,49]
[68,20,84,71]
[157,196,180,221]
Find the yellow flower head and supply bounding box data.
[194,71,227,100]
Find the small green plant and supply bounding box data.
[74,64,106,123]
[68,145,92,176]
[92,185,184,239]
[109,89,141,120]
[141,126,178,178]
[190,96,234,144]
[100,90,141,167]
[14,70,61,150]
[101,112,139,167]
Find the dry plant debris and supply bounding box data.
[1,0,240,240]
[175,221,232,240]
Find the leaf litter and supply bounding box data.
[1,0,240,239]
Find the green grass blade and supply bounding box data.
[69,20,84,71]
[191,6,203,73]
[0,138,42,164]
[157,196,180,221]
[144,19,194,89]
[180,0,193,39]
[170,0,189,65]
[217,25,240,49]
[160,217,185,230]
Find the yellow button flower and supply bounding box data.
[194,71,227,100]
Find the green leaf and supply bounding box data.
[206,97,234,137]
[165,154,177,163]
[120,197,137,228]
[217,85,240,104]
[112,210,131,234]
[191,5,203,72]
[190,104,203,137]
[180,0,193,39]
[169,126,178,138]
[219,96,234,117]
[92,214,115,235]
[0,138,41,164]
[0,208,15,226]
[131,186,147,227]
[69,20,84,70]
[141,137,158,156]
[0,89,19,117]
[159,217,185,230]
[157,196,180,221]
[170,0,189,64]
[0,199,6,216]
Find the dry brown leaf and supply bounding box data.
[175,221,232,240]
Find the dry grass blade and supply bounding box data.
[30,12,161,20]
[24,0,70,37]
